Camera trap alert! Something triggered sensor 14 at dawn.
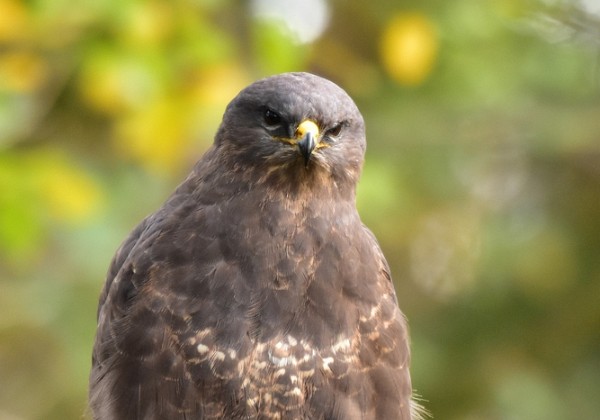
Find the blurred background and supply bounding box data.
[1,0,599,418]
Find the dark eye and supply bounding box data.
[264,109,282,126]
[325,122,344,138]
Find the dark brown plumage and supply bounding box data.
[90,72,423,419]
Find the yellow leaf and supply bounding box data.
[380,13,439,86]
[32,155,104,223]
[189,63,250,109]
[78,51,160,115]
[0,0,29,42]
[114,99,190,174]
[120,1,174,46]
[0,51,47,92]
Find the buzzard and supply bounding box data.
[90,72,423,419]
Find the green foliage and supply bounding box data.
[1,0,599,418]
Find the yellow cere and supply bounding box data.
[295,120,320,140]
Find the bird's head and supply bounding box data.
[215,72,366,193]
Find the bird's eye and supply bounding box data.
[264,109,282,126]
[325,123,344,139]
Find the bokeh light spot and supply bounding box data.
[251,0,330,44]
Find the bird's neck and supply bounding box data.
[185,145,359,205]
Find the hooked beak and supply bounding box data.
[295,120,320,167]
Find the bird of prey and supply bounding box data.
[90,72,423,419]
